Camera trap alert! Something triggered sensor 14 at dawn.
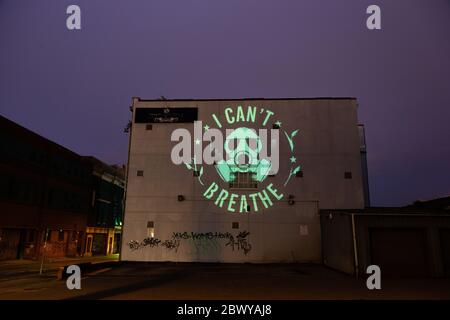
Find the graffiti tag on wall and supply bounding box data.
[128,231,252,255]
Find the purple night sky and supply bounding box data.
[0,1,449,206]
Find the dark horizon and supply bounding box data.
[1,0,449,206]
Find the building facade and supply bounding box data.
[0,116,125,260]
[321,207,450,277]
[0,115,90,260]
[82,157,125,256]
[121,98,368,263]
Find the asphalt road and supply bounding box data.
[0,255,119,281]
[1,262,450,300]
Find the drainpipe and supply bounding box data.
[351,214,359,279]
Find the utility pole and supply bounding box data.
[39,228,49,275]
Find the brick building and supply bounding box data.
[0,115,90,260]
[0,115,125,260]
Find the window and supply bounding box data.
[299,225,309,236]
[91,190,96,207]
[58,230,65,241]
[147,221,154,238]
[232,222,239,229]
[344,171,352,179]
[137,170,144,177]
[47,188,53,206]
[146,124,153,130]
[229,172,257,189]
[28,230,35,242]
[29,151,37,162]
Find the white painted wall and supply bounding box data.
[121,98,364,263]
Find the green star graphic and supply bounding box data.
[203,124,210,131]
[290,156,296,163]
[275,120,282,128]
[195,138,201,145]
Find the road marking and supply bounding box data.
[86,268,113,276]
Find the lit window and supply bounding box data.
[147,221,154,238]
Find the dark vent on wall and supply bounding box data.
[135,107,198,123]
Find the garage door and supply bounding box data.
[440,229,450,277]
[370,228,429,277]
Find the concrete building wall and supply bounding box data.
[320,212,355,274]
[121,98,365,263]
[355,214,450,277]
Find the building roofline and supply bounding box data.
[133,97,357,102]
[1,115,120,172]
[0,114,83,159]
[319,207,450,216]
[81,156,125,179]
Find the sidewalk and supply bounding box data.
[0,254,119,280]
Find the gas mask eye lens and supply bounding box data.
[248,138,258,150]
[226,138,236,151]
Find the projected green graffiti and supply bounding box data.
[170,105,301,213]
[215,127,271,183]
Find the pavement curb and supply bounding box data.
[57,261,120,280]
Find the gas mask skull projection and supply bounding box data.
[215,127,271,183]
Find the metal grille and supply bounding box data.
[229,172,257,189]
